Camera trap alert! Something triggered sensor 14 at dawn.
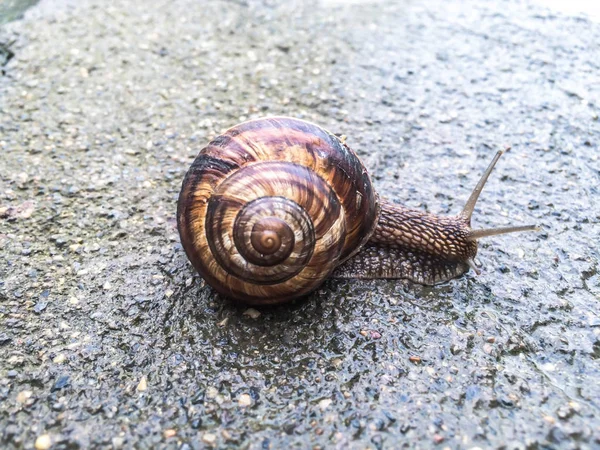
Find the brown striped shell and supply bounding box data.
[177,117,379,304]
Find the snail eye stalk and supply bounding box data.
[460,148,538,241]
[469,224,539,240]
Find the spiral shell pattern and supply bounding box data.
[177,117,379,304]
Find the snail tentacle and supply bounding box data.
[461,148,538,238]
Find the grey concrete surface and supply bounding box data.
[1,0,599,448]
[0,0,39,26]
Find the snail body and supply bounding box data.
[177,117,536,305]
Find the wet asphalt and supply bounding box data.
[1,0,599,448]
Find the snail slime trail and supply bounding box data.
[177,117,537,305]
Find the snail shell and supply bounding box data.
[177,117,379,304]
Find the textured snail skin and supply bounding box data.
[332,202,476,284]
[178,117,534,305]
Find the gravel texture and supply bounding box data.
[1,0,599,448]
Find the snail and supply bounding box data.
[177,117,536,305]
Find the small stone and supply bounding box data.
[52,375,69,391]
[206,386,219,398]
[17,172,28,183]
[51,402,64,412]
[137,376,147,392]
[202,433,217,445]
[433,434,444,444]
[53,354,66,364]
[35,434,52,450]
[319,399,332,410]
[163,429,176,438]
[557,403,577,420]
[0,333,12,345]
[409,356,421,364]
[569,401,581,412]
[369,330,382,339]
[486,336,496,343]
[221,429,232,440]
[17,201,35,219]
[33,302,48,314]
[243,308,261,319]
[164,289,174,298]
[238,393,252,407]
[54,236,68,247]
[16,390,33,403]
